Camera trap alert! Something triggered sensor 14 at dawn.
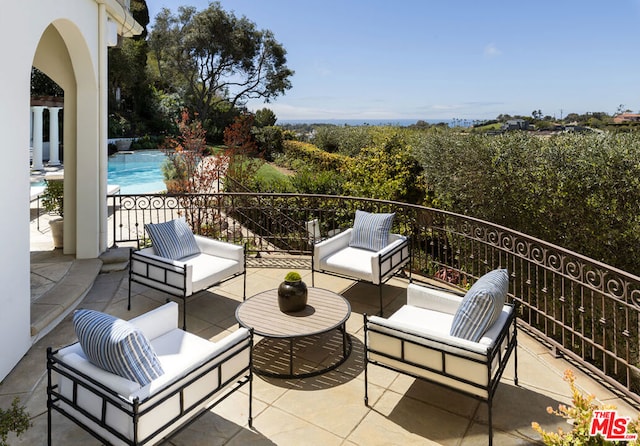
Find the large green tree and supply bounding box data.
[149,2,293,135]
[108,0,154,136]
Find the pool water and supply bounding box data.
[108,150,166,194]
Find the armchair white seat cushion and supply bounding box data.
[364,281,517,445]
[182,250,242,293]
[48,302,253,446]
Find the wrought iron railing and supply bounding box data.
[108,192,640,404]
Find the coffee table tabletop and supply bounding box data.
[235,287,352,378]
[235,287,351,338]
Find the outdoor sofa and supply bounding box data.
[47,301,253,446]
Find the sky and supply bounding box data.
[146,0,640,122]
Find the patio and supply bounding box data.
[5,247,639,445]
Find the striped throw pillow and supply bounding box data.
[449,268,509,342]
[145,217,200,260]
[73,309,164,386]
[349,210,395,252]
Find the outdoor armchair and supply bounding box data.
[128,217,246,329]
[312,211,410,315]
[364,270,518,445]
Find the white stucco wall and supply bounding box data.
[0,0,140,380]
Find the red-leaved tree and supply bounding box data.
[223,113,262,191]
[162,109,231,237]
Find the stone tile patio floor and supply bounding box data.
[4,251,639,445]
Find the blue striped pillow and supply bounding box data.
[73,309,164,386]
[145,217,200,260]
[449,269,509,342]
[349,210,395,252]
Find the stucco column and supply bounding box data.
[48,106,62,166]
[98,2,109,253]
[31,106,45,170]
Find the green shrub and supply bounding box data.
[282,140,347,171]
[291,167,344,195]
[130,134,164,150]
[42,179,64,217]
[0,397,31,446]
[341,131,425,203]
[312,125,375,156]
[412,129,640,274]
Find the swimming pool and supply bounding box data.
[108,150,166,194]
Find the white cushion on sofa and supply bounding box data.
[61,352,141,397]
[131,328,220,400]
[320,246,377,282]
[390,304,454,335]
[386,303,511,350]
[181,252,242,292]
[129,300,179,341]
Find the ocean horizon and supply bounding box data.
[278,118,476,127]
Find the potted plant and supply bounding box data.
[41,178,64,248]
[277,271,308,312]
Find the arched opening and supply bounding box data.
[29,20,101,342]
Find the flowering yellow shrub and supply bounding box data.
[532,369,639,445]
[282,141,346,170]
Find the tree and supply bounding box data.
[254,108,277,127]
[223,114,263,190]
[161,110,229,236]
[161,109,226,194]
[31,68,63,97]
[149,2,293,134]
[108,0,154,136]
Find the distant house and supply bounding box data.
[501,119,529,131]
[613,113,640,124]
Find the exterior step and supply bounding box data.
[30,258,102,342]
[99,247,131,273]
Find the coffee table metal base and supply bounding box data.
[255,328,352,379]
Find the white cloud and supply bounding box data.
[484,43,502,58]
[313,60,332,77]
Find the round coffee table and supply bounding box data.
[235,287,352,378]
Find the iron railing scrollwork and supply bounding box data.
[108,192,640,404]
